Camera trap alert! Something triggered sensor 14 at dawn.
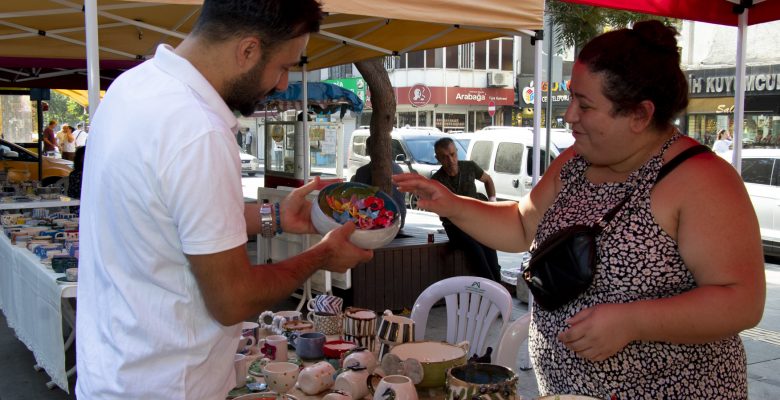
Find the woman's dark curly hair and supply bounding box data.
[192,0,322,53]
[577,20,688,130]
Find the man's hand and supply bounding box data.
[557,303,636,362]
[279,177,321,234]
[313,221,373,273]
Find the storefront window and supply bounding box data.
[488,39,499,70]
[408,50,424,68]
[475,41,486,70]
[435,113,466,133]
[472,110,492,131]
[397,112,416,127]
[446,45,458,69]
[426,48,443,68]
[501,39,514,71]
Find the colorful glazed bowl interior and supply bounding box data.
[389,341,467,388]
[311,182,401,249]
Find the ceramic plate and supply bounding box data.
[56,276,77,284]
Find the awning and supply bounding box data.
[52,89,105,107]
[686,97,734,114]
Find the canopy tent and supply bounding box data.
[53,88,105,107]
[263,81,364,117]
[560,0,780,172]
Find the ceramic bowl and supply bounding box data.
[446,363,518,400]
[323,340,357,359]
[310,182,401,249]
[389,341,468,388]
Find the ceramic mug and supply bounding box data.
[307,294,344,315]
[377,310,415,359]
[236,335,256,354]
[282,320,314,341]
[342,347,378,374]
[242,321,260,343]
[234,353,248,388]
[257,334,288,361]
[259,310,302,335]
[294,331,326,360]
[322,390,353,400]
[308,312,343,336]
[297,360,336,395]
[54,230,79,241]
[342,307,378,351]
[369,375,419,400]
[65,267,78,282]
[333,367,370,399]
[263,361,300,396]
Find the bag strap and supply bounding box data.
[597,144,711,229]
[655,144,711,183]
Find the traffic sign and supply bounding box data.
[488,101,496,117]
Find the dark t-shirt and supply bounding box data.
[43,127,56,152]
[432,160,485,225]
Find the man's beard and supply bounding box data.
[223,56,275,117]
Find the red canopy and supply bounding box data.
[560,0,780,26]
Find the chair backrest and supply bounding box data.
[410,276,512,358]
[493,312,531,370]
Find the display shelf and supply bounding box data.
[0,198,79,210]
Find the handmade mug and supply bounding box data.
[322,390,353,400]
[65,268,78,282]
[369,375,418,400]
[307,294,344,315]
[259,310,302,335]
[263,362,300,396]
[308,311,343,336]
[242,321,260,343]
[282,320,314,343]
[333,367,370,399]
[234,353,248,388]
[54,230,79,241]
[236,335,256,354]
[342,347,378,373]
[377,310,415,360]
[342,307,378,351]
[294,331,326,360]
[257,334,288,361]
[297,360,336,395]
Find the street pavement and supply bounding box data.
[0,173,778,398]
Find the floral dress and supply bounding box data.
[528,134,748,399]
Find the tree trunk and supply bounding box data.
[354,58,396,195]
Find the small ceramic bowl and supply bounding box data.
[323,340,357,359]
[310,182,401,249]
[389,341,468,388]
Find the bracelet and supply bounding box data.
[259,201,275,238]
[273,202,283,235]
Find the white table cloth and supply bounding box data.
[0,234,76,392]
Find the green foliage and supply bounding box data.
[546,1,678,55]
[44,91,87,128]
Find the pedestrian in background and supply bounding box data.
[57,124,76,161]
[42,119,58,155]
[712,128,732,153]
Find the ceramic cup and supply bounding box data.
[369,375,419,400]
[236,335,256,354]
[297,360,336,395]
[294,331,326,360]
[54,230,79,241]
[307,294,344,315]
[65,267,78,282]
[333,367,370,399]
[282,320,314,342]
[242,321,260,343]
[342,307,378,351]
[377,310,415,360]
[234,353,249,388]
[257,334,288,361]
[342,347,378,373]
[308,312,343,336]
[259,310,302,335]
[263,361,300,396]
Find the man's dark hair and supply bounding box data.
[434,137,455,152]
[192,0,323,53]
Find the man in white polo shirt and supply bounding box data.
[76,1,373,399]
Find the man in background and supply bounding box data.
[73,122,88,147]
[432,137,501,282]
[42,119,57,155]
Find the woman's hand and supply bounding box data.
[557,303,637,362]
[392,173,458,217]
[278,177,320,234]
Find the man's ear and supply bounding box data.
[235,36,262,71]
[630,100,655,132]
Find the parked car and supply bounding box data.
[347,126,467,208]
[720,148,780,257]
[239,150,260,176]
[0,139,73,186]
[463,127,571,202]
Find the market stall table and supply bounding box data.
[0,230,76,392]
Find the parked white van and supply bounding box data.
[464,127,574,202]
[347,126,467,208]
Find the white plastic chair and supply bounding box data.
[410,276,513,358]
[493,312,531,370]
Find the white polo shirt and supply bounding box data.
[76,44,247,399]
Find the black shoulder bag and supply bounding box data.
[522,145,711,311]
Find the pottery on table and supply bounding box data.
[389,341,469,389]
[323,340,357,359]
[535,396,603,400]
[445,363,518,400]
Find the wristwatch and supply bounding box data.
[260,201,275,238]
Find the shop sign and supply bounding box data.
[687,64,780,96]
[408,84,431,107]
